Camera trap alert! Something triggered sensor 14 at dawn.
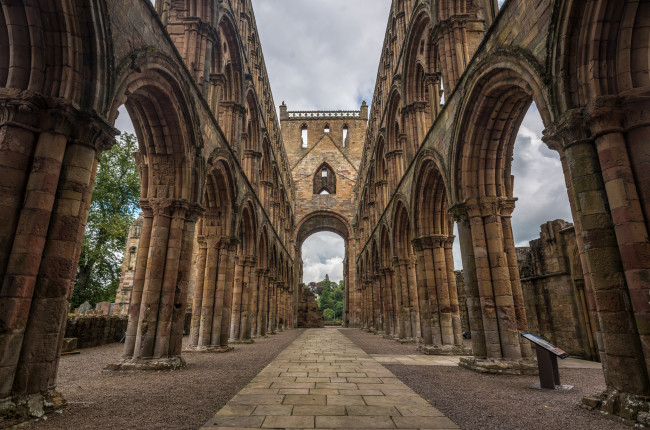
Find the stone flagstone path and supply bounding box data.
[201,328,458,429]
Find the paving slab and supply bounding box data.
[201,328,458,429]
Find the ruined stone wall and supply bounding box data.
[65,316,128,349]
[297,287,324,328]
[517,220,598,360]
[113,215,144,316]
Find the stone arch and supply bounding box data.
[187,156,237,352]
[109,54,202,203]
[411,156,464,349]
[386,89,406,190]
[295,210,355,325]
[392,200,419,339]
[216,13,244,145]
[375,135,389,211]
[403,8,440,148]
[313,162,337,195]
[449,55,555,362]
[378,223,397,336]
[238,199,257,258]
[230,199,257,341]
[243,89,261,186]
[451,54,552,204]
[0,0,112,112]
[552,0,650,112]
[412,157,452,237]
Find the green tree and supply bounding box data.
[71,133,140,309]
[323,308,335,321]
[316,275,345,321]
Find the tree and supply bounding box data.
[323,309,335,321]
[316,275,345,321]
[71,133,140,309]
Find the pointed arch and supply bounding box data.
[313,162,337,195]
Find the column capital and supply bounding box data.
[412,234,447,250]
[542,108,591,151]
[448,197,516,219]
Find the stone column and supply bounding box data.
[170,205,200,357]
[123,206,154,358]
[453,200,535,373]
[545,108,650,417]
[393,258,409,339]
[188,237,208,348]
[0,103,119,417]
[197,241,219,349]
[230,256,244,340]
[499,204,532,359]
[444,237,464,347]
[257,270,268,337]
[113,200,199,370]
[407,258,421,339]
[384,268,397,337]
[218,241,237,348]
[452,210,487,356]
[412,240,433,346]
[268,278,277,334]
[590,99,650,375]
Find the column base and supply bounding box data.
[459,356,538,375]
[0,390,66,424]
[374,330,386,336]
[228,338,254,344]
[418,344,473,356]
[268,331,277,335]
[183,345,234,353]
[104,355,186,371]
[396,337,418,344]
[581,389,650,426]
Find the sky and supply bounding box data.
[122,0,571,284]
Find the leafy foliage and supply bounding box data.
[71,133,140,309]
[316,275,345,321]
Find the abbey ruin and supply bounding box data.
[1,0,650,427]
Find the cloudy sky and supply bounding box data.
[123,0,570,284]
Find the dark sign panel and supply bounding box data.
[521,334,570,359]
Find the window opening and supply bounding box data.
[301,125,308,148]
[313,162,336,195]
[342,125,349,147]
[324,124,330,133]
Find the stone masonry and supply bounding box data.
[1,0,650,425]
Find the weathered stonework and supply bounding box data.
[517,220,599,361]
[113,214,144,316]
[297,286,324,328]
[1,0,649,425]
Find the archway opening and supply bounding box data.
[453,66,596,361]
[302,232,345,322]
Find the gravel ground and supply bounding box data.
[341,329,625,430]
[21,329,304,430]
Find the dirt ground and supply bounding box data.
[341,328,625,430]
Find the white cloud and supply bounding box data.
[251,0,391,111]
[301,232,345,284]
